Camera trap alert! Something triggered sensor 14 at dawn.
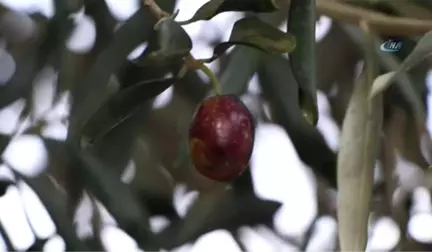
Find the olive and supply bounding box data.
[189,95,255,182]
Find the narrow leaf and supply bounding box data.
[208,17,296,62]
[144,18,192,66]
[338,75,382,250]
[0,134,10,155]
[370,30,432,98]
[0,178,12,197]
[81,77,175,145]
[51,0,77,101]
[47,140,154,246]
[144,189,281,251]
[177,0,284,25]
[258,54,337,188]
[89,113,141,176]
[341,24,426,133]
[288,0,318,125]
[75,148,153,241]
[338,23,382,251]
[219,46,261,95]
[68,8,157,142]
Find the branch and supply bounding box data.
[316,0,432,36]
[142,0,170,19]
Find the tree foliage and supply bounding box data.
[0,0,431,251]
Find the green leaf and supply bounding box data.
[218,46,261,95]
[0,134,10,155]
[177,0,285,25]
[68,8,158,143]
[206,17,296,62]
[338,75,382,251]
[174,70,209,104]
[40,0,74,102]
[258,54,337,188]
[144,18,192,66]
[288,0,318,126]
[81,77,176,145]
[370,30,432,98]
[337,23,382,251]
[89,113,141,177]
[144,189,281,250]
[341,24,426,135]
[42,138,85,218]
[48,141,154,246]
[78,155,153,243]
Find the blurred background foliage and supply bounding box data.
[0,0,431,251]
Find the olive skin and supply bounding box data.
[189,95,255,182]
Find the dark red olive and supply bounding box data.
[189,95,255,182]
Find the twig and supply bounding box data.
[316,0,432,36]
[142,0,169,19]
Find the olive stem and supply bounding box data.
[197,61,222,96]
[142,0,221,95]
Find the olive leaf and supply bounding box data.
[288,0,318,126]
[218,46,261,95]
[337,22,381,251]
[143,17,193,66]
[68,8,158,142]
[341,24,426,133]
[63,141,154,246]
[258,54,337,188]
[206,17,296,62]
[177,0,284,25]
[0,133,10,155]
[143,188,281,251]
[81,77,176,145]
[370,30,432,98]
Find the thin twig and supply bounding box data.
[142,0,169,19]
[317,0,432,36]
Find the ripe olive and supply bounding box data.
[189,95,255,182]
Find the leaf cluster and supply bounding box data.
[0,0,431,251]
